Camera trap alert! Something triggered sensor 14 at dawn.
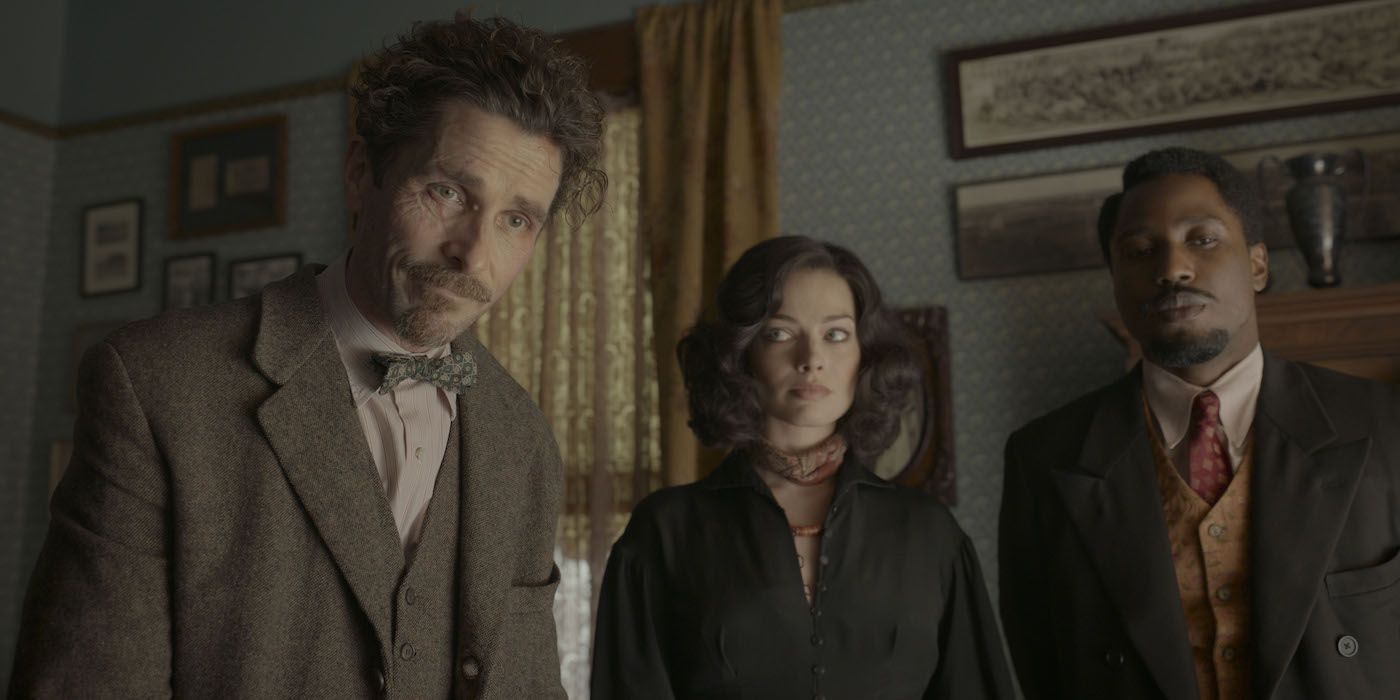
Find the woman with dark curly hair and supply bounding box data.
[591,236,1013,699]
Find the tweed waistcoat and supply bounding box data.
[1148,400,1254,700]
[385,420,461,698]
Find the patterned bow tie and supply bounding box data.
[371,351,477,394]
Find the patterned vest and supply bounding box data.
[1146,399,1254,700]
[386,420,462,698]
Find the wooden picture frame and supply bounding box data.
[80,199,142,296]
[954,129,1400,279]
[945,0,1400,158]
[229,253,301,300]
[170,114,287,237]
[872,307,956,505]
[164,253,216,309]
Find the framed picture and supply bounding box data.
[945,1,1400,158]
[80,199,142,296]
[954,130,1400,279]
[872,307,955,505]
[229,253,301,299]
[164,253,216,309]
[170,114,287,237]
[69,320,127,411]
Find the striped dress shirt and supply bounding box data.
[315,254,457,553]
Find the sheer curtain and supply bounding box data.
[472,105,659,699]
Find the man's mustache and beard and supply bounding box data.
[1139,285,1230,369]
[393,260,492,348]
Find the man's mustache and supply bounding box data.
[1142,285,1215,313]
[406,262,491,304]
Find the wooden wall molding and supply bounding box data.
[3,0,868,141]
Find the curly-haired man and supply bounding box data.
[12,15,604,698]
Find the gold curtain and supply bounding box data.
[638,0,784,487]
[472,105,658,698]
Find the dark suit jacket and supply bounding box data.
[1000,353,1400,700]
[10,268,566,698]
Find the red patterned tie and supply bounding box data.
[1188,391,1231,505]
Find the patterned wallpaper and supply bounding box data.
[779,0,1400,601]
[0,123,55,684]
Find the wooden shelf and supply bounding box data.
[1099,282,1400,383]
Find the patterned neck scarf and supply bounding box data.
[753,432,848,487]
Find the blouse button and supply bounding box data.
[811,634,824,647]
[811,664,825,675]
[819,555,830,567]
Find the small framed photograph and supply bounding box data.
[229,253,301,299]
[69,320,127,411]
[170,114,287,238]
[164,253,216,309]
[80,199,143,296]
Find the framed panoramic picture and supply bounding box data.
[229,253,301,299]
[170,114,287,237]
[80,199,143,296]
[953,130,1400,279]
[945,0,1400,158]
[164,253,216,309]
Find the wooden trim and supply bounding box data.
[64,77,343,138]
[0,109,60,139]
[558,21,637,97]
[4,0,870,140]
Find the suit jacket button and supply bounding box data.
[461,656,482,679]
[1104,649,1125,666]
[1337,635,1359,658]
[373,668,386,691]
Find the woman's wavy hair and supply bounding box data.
[351,13,606,231]
[677,236,919,465]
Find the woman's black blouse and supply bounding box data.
[591,451,1014,699]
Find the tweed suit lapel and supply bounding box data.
[1250,354,1369,699]
[252,268,404,658]
[1050,368,1200,700]
[450,331,525,659]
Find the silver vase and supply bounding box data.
[1258,150,1368,288]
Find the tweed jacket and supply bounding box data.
[1000,353,1400,699]
[10,267,566,699]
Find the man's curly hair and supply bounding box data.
[351,13,606,230]
[676,236,920,466]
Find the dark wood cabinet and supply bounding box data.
[1100,282,1400,384]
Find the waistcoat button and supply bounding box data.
[461,656,482,679]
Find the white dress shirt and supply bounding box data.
[1143,343,1264,477]
[316,254,457,553]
